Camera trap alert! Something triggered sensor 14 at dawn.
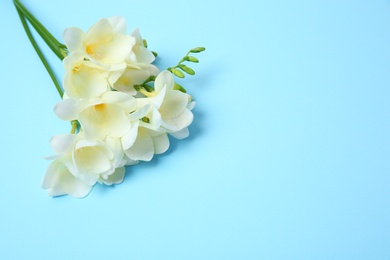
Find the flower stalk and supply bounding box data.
[13,0,67,60]
[13,0,65,98]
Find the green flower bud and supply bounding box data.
[184,56,199,63]
[174,83,187,93]
[189,47,205,53]
[171,68,185,78]
[178,64,195,75]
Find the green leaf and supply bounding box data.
[143,39,148,48]
[184,56,199,63]
[171,68,185,78]
[152,51,158,57]
[178,64,195,75]
[174,83,187,93]
[189,47,206,53]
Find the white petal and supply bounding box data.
[42,160,92,198]
[152,133,169,154]
[129,103,151,121]
[63,27,84,53]
[125,128,154,161]
[130,28,143,45]
[162,109,194,132]
[99,167,125,185]
[113,69,150,95]
[54,98,80,121]
[122,120,139,150]
[72,145,112,185]
[187,101,196,110]
[108,16,126,34]
[64,61,109,98]
[160,91,189,119]
[169,127,189,139]
[63,52,84,72]
[50,134,77,155]
[105,136,125,166]
[102,91,136,113]
[154,70,174,92]
[84,18,112,47]
[79,103,131,139]
[145,85,166,108]
[133,46,155,64]
[107,66,127,87]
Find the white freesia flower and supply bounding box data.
[42,159,93,198]
[54,91,138,148]
[63,16,135,66]
[113,65,159,96]
[127,28,156,66]
[113,28,159,95]
[63,52,126,99]
[125,127,169,162]
[122,70,194,162]
[137,70,194,135]
[43,132,126,194]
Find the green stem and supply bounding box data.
[70,120,79,134]
[15,9,64,97]
[13,0,67,60]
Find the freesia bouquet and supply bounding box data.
[14,0,205,198]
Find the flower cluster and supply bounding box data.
[41,16,204,198]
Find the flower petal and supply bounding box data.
[63,27,84,53]
[102,91,136,113]
[152,133,169,154]
[99,166,125,185]
[122,120,139,150]
[42,160,92,198]
[125,128,154,161]
[54,98,80,121]
[162,109,193,132]
[107,16,126,34]
[50,134,77,155]
[169,127,189,139]
[79,102,131,139]
[154,70,174,92]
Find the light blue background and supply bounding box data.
[1,0,390,259]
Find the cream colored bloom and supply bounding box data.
[42,132,127,197]
[127,28,156,66]
[124,127,169,162]
[54,91,137,147]
[123,70,194,162]
[63,16,135,66]
[113,65,159,96]
[137,70,194,135]
[63,52,125,99]
[42,159,93,198]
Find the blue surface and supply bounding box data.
[1,0,390,259]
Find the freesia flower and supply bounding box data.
[113,65,159,96]
[127,28,156,66]
[136,70,194,134]
[42,159,93,198]
[63,16,135,66]
[125,127,169,162]
[41,133,127,198]
[63,52,125,99]
[54,91,138,148]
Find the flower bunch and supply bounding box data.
[14,1,204,198]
